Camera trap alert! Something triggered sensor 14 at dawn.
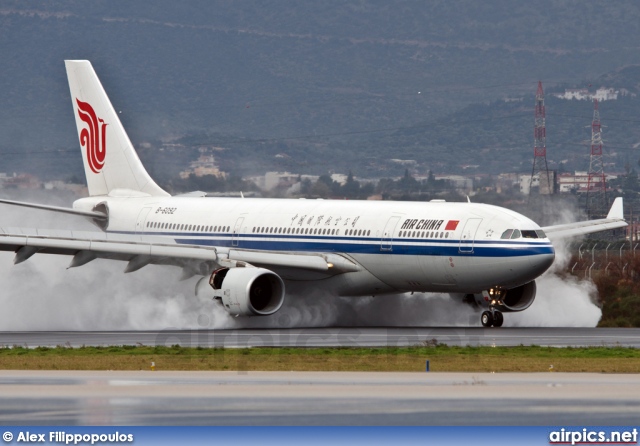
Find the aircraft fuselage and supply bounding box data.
[74,195,555,296]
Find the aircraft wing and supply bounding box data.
[0,227,359,277]
[541,197,627,242]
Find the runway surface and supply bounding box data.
[1,327,640,348]
[1,371,639,425]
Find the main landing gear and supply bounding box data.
[481,310,503,327]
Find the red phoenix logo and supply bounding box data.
[76,99,107,174]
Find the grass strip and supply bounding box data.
[1,345,640,372]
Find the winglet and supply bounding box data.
[606,197,624,220]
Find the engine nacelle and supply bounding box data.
[459,280,537,313]
[498,281,536,312]
[209,267,285,316]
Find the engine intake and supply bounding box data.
[209,267,285,316]
[496,281,536,312]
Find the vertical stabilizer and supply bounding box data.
[65,60,169,197]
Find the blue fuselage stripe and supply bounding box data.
[113,231,554,257]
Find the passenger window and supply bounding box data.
[501,229,513,239]
[510,229,521,239]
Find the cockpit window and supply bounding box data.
[500,229,514,239]
[502,229,545,239]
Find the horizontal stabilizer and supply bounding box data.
[0,198,107,220]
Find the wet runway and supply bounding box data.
[1,371,638,425]
[1,327,640,348]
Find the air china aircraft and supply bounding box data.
[0,61,628,327]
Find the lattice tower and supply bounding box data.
[586,99,607,218]
[529,81,552,196]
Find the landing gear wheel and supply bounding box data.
[493,311,504,327]
[481,311,494,327]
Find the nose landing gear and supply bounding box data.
[481,310,503,327]
[480,289,504,327]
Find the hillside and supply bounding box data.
[1,1,640,178]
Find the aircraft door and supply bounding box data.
[232,216,245,247]
[380,216,401,251]
[135,207,152,234]
[458,218,482,254]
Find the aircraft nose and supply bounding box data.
[529,248,555,276]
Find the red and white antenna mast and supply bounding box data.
[586,99,607,217]
[529,81,552,196]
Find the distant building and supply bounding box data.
[519,171,555,195]
[179,155,225,179]
[249,171,319,191]
[330,173,348,186]
[0,173,40,190]
[557,171,617,193]
[434,175,473,192]
[390,159,417,166]
[593,87,619,102]
[554,87,619,102]
[43,180,87,195]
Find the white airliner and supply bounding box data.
[0,61,628,327]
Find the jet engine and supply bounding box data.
[206,267,285,316]
[496,281,536,312]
